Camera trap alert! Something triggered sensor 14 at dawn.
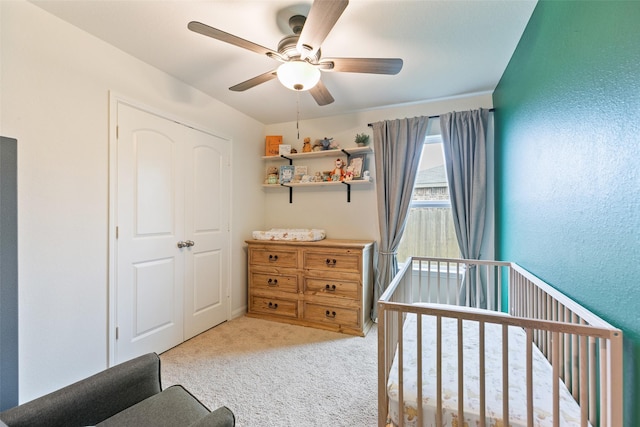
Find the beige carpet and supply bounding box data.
[160,316,378,427]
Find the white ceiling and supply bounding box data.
[30,0,537,124]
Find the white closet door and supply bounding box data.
[114,102,230,363]
[183,126,230,340]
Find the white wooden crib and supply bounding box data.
[378,257,623,427]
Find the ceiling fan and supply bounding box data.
[188,0,403,106]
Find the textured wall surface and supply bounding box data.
[493,1,639,425]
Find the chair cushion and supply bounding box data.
[97,386,210,427]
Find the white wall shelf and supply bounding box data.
[262,145,373,203]
[262,145,372,161]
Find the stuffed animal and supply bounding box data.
[302,137,312,153]
[344,167,354,181]
[330,158,346,181]
[265,166,278,184]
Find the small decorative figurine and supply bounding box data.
[321,137,333,150]
[330,158,346,181]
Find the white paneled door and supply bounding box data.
[114,102,230,363]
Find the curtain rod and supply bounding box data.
[367,108,494,127]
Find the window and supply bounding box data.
[396,136,460,263]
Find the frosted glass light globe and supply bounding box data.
[277,61,321,91]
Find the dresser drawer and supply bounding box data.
[303,302,360,328]
[251,272,298,293]
[304,277,359,300]
[249,248,298,268]
[250,295,297,318]
[303,251,360,273]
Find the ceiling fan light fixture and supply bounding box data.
[277,60,320,91]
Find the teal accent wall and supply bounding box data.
[493,1,639,425]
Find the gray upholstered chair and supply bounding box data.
[0,353,234,427]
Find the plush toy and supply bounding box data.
[302,137,312,153]
[344,167,354,181]
[265,166,278,184]
[330,158,346,181]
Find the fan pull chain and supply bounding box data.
[296,92,300,140]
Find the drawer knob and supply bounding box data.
[325,284,337,292]
[325,258,337,267]
[325,310,337,319]
[267,278,279,286]
[268,302,278,310]
[269,254,279,262]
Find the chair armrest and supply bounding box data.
[0,353,162,427]
[188,406,235,427]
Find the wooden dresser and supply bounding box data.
[245,239,374,336]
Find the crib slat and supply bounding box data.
[563,306,570,383]
[425,260,429,301]
[588,337,596,424]
[553,331,560,427]
[580,334,588,427]
[497,265,502,311]
[502,324,509,425]
[436,315,443,426]
[416,313,423,425]
[485,265,491,310]
[479,321,486,427]
[526,328,534,427]
[546,293,553,357]
[433,260,438,303]
[536,287,541,348]
[464,262,470,306]
[445,262,450,304]
[377,305,386,427]
[457,318,464,423]
[572,313,580,400]
[397,311,404,427]
[599,338,608,427]
[475,263,480,308]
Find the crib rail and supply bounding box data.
[377,257,623,427]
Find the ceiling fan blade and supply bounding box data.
[319,58,403,75]
[309,80,334,106]
[229,70,278,92]
[188,21,282,59]
[297,0,348,59]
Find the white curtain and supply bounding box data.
[371,117,429,319]
[440,109,490,308]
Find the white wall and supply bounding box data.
[263,95,494,243]
[1,0,264,402]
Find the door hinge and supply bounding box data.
[116,226,119,239]
[115,327,119,340]
[116,125,119,139]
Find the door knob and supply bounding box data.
[177,240,195,248]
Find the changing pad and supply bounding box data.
[252,228,326,242]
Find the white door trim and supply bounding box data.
[107,92,232,366]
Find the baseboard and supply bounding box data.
[231,306,247,320]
